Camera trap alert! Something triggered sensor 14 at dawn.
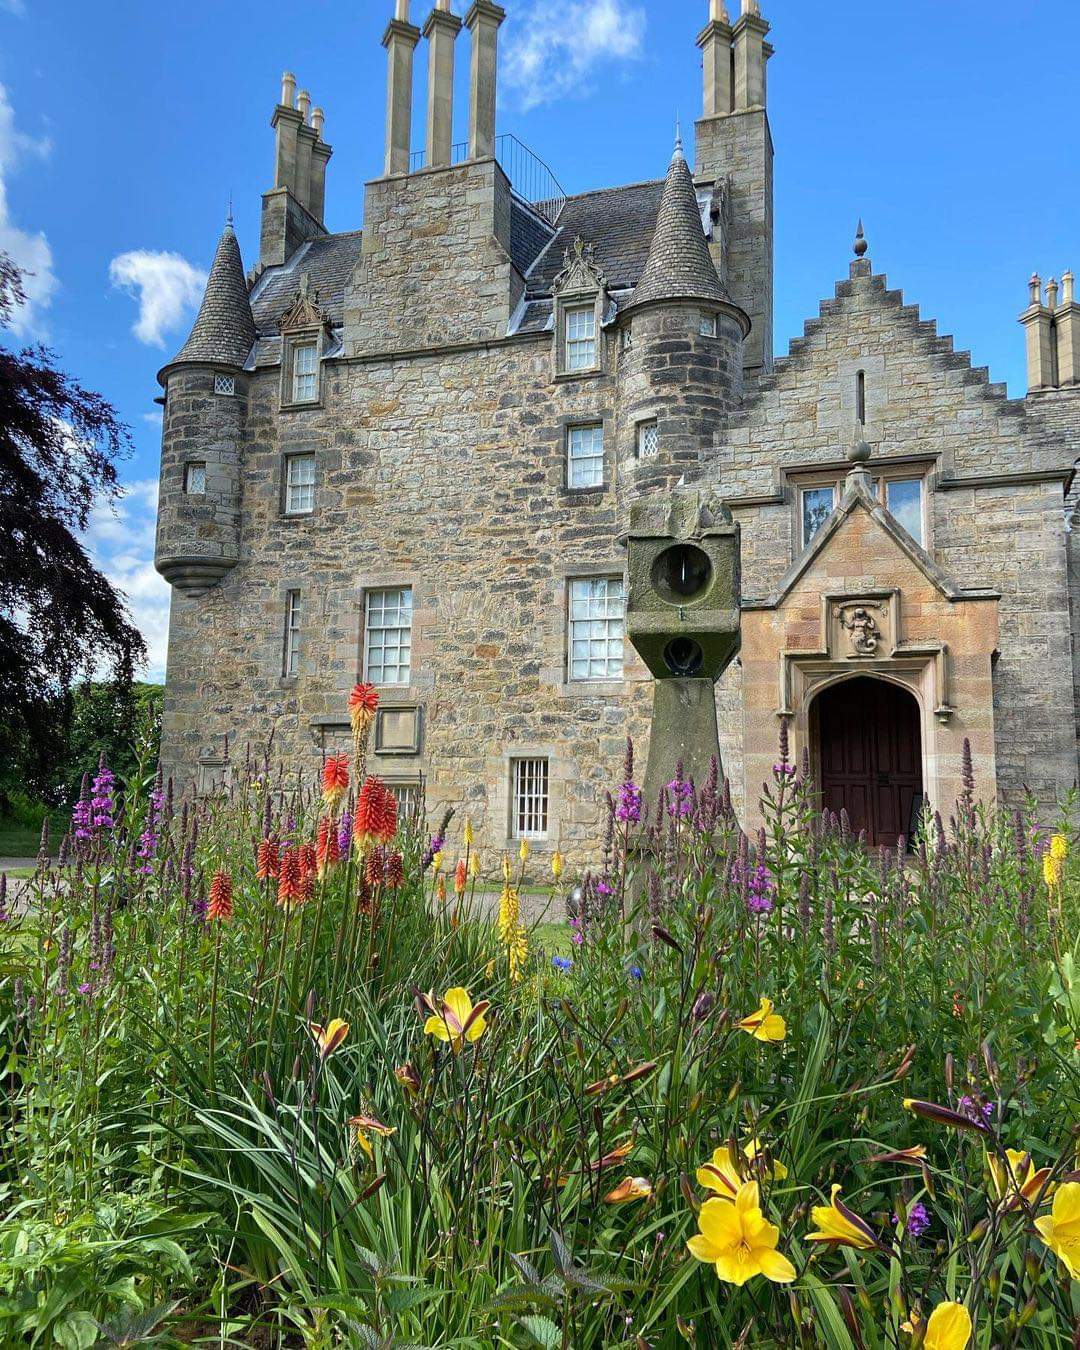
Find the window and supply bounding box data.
[184,462,206,496]
[283,590,302,677]
[214,373,236,397]
[567,423,604,490]
[390,781,420,822]
[568,576,625,681]
[636,420,659,460]
[800,485,837,548]
[512,758,549,841]
[565,305,597,372]
[621,324,633,351]
[856,370,866,425]
[292,341,319,403]
[699,313,718,338]
[365,586,413,686]
[886,478,924,546]
[285,453,316,515]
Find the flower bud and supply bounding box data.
[988,1269,1001,1302]
[692,991,715,1021]
[1018,1297,1038,1328]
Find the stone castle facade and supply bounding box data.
[154,0,1080,860]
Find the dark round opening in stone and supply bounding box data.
[663,636,705,677]
[652,543,713,604]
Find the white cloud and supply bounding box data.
[108,250,206,349]
[503,0,645,111]
[0,81,56,336]
[82,478,171,681]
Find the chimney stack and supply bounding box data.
[263,73,332,268]
[698,2,733,118]
[733,0,770,110]
[1020,274,1058,392]
[424,0,463,169]
[465,1,505,160]
[383,2,421,175]
[1056,270,1080,388]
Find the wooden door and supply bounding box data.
[816,677,922,849]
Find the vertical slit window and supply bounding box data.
[856,370,866,425]
[512,758,549,841]
[365,587,413,686]
[284,590,302,677]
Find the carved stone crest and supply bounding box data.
[552,236,607,296]
[280,274,330,332]
[837,602,884,658]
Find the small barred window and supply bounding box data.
[637,421,659,460]
[512,758,549,841]
[214,374,236,397]
[184,462,206,495]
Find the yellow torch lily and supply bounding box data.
[519,838,530,863]
[463,817,475,848]
[806,1185,882,1251]
[686,1181,796,1286]
[422,987,489,1053]
[902,1302,973,1350]
[552,849,564,882]
[737,997,787,1043]
[309,1018,349,1060]
[1034,1180,1080,1279]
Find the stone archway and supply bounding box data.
[811,676,923,848]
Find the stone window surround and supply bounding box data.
[545,560,637,698]
[353,571,429,700]
[553,289,606,381]
[283,587,302,679]
[280,329,325,410]
[281,450,317,518]
[629,406,664,465]
[790,460,935,556]
[559,411,612,495]
[277,578,306,687]
[492,742,563,852]
[183,461,207,496]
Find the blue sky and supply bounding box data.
[1,0,1077,679]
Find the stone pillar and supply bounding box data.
[733,3,770,110]
[1020,274,1057,392]
[383,5,421,176]
[294,90,315,212]
[424,1,463,169]
[465,0,505,160]
[697,3,733,118]
[1056,271,1080,388]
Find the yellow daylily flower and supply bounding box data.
[988,1148,1054,1208]
[737,997,787,1043]
[463,817,475,848]
[806,1185,880,1251]
[551,849,564,882]
[347,1113,396,1160]
[1034,1180,1080,1279]
[686,1181,795,1286]
[744,1138,788,1181]
[422,987,489,1053]
[696,1145,741,1197]
[604,1176,652,1205]
[309,1018,349,1060]
[902,1302,972,1350]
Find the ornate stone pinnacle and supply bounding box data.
[849,439,872,465]
[854,219,868,259]
[1029,273,1042,306]
[673,117,684,162]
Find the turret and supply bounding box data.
[155,217,256,595]
[615,134,749,535]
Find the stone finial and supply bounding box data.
[854,219,868,258]
[280,72,297,107]
[1047,277,1059,313]
[1029,273,1042,307]
[673,119,684,162]
[1063,270,1075,306]
[846,439,874,494]
[849,439,872,465]
[436,0,451,8]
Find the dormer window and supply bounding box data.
[565,306,597,372]
[291,341,319,403]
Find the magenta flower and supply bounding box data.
[615,781,643,824]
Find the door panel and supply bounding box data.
[816,678,922,849]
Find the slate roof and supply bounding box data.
[524,179,665,296]
[168,223,257,370]
[625,144,730,313]
[250,230,364,335]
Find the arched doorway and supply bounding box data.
[812,676,923,848]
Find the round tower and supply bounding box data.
[154,217,257,595]
[615,134,749,535]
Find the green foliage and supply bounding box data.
[0,724,1078,1346]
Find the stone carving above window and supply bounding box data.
[279,274,331,334]
[552,236,607,298]
[836,601,886,658]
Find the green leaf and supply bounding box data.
[519,1313,561,1348]
[803,1274,856,1350]
[54,1311,99,1350]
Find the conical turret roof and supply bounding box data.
[625,137,733,314]
[167,220,256,370]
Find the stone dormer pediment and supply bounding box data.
[280,275,332,335]
[552,236,608,303]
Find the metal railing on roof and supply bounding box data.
[408,133,566,226]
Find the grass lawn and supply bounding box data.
[532,920,572,955]
[0,810,67,857]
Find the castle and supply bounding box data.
[154,0,1080,859]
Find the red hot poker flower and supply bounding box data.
[277,847,304,908]
[256,838,281,881]
[354,777,398,851]
[207,870,234,923]
[321,755,350,813]
[316,815,341,878]
[386,851,405,890]
[299,842,318,878]
[348,684,379,740]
